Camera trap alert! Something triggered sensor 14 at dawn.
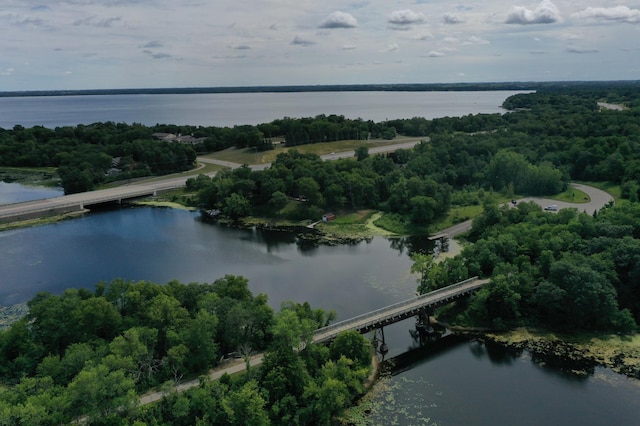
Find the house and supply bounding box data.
[152,132,207,146]
[322,212,336,222]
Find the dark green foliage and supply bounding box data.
[329,330,371,368]
[0,277,282,423]
[451,203,640,332]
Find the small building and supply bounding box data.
[322,212,336,222]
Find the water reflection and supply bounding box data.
[388,235,438,257]
[468,339,522,366]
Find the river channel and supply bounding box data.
[1,183,639,425]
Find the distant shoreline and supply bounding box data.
[1,80,638,98]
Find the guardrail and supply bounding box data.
[0,180,187,222]
[313,276,484,342]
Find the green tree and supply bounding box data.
[225,381,270,426]
[268,190,289,210]
[329,331,371,368]
[223,193,251,218]
[67,363,136,419]
[354,146,369,161]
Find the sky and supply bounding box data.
[1,0,639,91]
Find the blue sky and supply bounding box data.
[1,0,639,91]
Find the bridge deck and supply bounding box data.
[313,277,489,343]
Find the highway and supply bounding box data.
[0,139,612,225]
[0,140,423,223]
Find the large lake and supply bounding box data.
[0,90,524,129]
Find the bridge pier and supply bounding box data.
[415,310,434,335]
[372,328,388,355]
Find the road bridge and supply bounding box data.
[0,175,193,223]
[138,277,488,407]
[313,276,488,344]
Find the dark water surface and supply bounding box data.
[0,206,417,313]
[2,190,639,425]
[364,335,640,425]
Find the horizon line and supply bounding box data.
[2,80,639,98]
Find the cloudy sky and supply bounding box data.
[1,0,639,91]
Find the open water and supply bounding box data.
[0,90,524,129]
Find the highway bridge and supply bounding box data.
[0,175,193,223]
[313,276,489,344]
[0,141,424,224]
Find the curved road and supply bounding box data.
[440,182,614,239]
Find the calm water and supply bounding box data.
[1,199,639,424]
[0,206,417,312]
[0,181,63,205]
[0,91,524,129]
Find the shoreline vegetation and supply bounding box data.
[481,329,640,379]
[0,81,560,98]
[1,80,637,98]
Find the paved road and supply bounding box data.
[0,141,422,223]
[437,183,614,239]
[515,183,613,216]
[319,140,422,161]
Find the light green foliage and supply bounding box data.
[411,253,435,293]
[67,363,137,419]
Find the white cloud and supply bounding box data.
[0,0,638,90]
[388,9,425,25]
[413,32,434,40]
[505,0,562,25]
[463,36,490,45]
[319,11,358,29]
[443,13,465,24]
[572,6,640,24]
[566,46,599,54]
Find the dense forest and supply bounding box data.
[2,82,640,423]
[187,84,640,230]
[0,277,372,424]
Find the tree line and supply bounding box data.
[0,276,372,424]
[2,83,639,198]
[416,201,640,333]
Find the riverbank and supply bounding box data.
[481,328,640,379]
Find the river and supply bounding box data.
[1,195,639,425]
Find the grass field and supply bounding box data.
[201,135,427,165]
[548,185,590,203]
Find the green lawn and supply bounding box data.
[201,135,427,165]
